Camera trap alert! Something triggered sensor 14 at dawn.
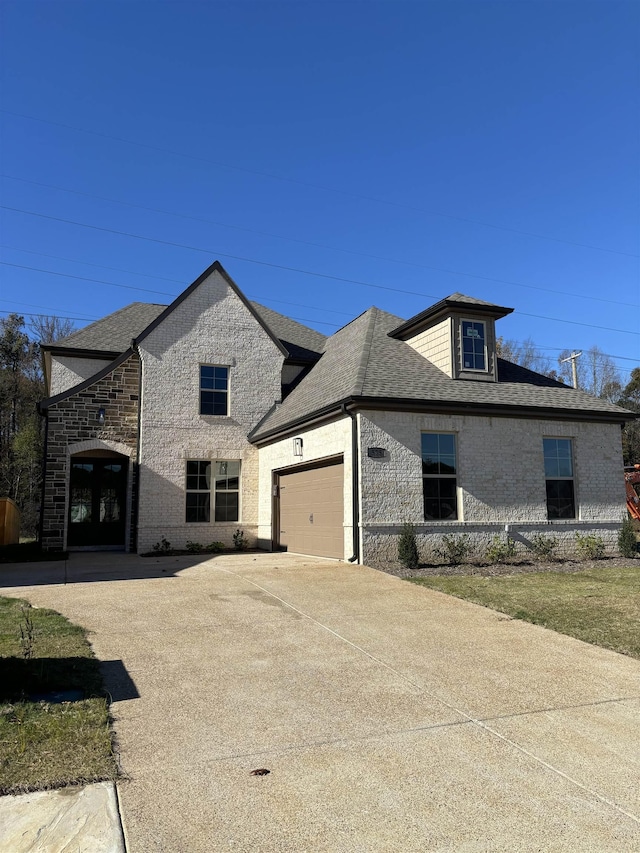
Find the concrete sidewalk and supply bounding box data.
[1,552,639,851]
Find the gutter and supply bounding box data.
[341,403,360,564]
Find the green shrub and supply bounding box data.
[398,523,419,569]
[529,533,559,561]
[575,532,606,560]
[152,537,171,553]
[186,540,203,553]
[618,517,638,558]
[485,535,517,564]
[437,534,472,565]
[233,529,248,551]
[205,541,225,553]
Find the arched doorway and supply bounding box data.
[68,450,129,547]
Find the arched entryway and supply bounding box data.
[68,449,129,548]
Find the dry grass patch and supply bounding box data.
[0,596,117,795]
[409,565,640,659]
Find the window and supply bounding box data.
[213,460,240,522]
[461,320,486,371]
[200,365,228,415]
[543,438,575,519]
[186,461,211,522]
[422,433,458,520]
[185,460,240,523]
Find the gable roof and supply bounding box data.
[250,307,633,441]
[45,269,325,363]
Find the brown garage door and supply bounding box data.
[278,458,344,559]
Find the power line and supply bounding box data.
[0,245,354,317]
[2,173,638,310]
[2,109,638,259]
[3,204,639,337]
[3,245,638,353]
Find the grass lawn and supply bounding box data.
[409,565,640,659]
[0,596,118,795]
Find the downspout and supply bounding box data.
[342,403,360,563]
[132,342,142,553]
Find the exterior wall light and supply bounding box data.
[293,437,303,457]
[98,407,105,426]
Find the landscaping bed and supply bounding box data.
[0,596,117,795]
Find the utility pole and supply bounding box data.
[560,351,582,389]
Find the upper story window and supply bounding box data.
[461,320,486,371]
[200,365,228,416]
[422,433,458,520]
[543,438,576,519]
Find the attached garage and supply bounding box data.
[275,456,344,559]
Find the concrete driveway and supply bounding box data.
[1,552,639,852]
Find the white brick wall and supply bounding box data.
[50,356,113,396]
[358,410,626,563]
[136,269,284,552]
[257,416,353,555]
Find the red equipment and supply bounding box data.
[625,465,640,521]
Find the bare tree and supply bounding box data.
[29,315,75,345]
[496,336,553,376]
[557,345,622,401]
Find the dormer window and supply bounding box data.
[461,320,486,371]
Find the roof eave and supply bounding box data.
[250,394,635,444]
[389,300,514,340]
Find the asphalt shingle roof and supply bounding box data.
[251,307,633,439]
[49,303,167,353]
[49,300,325,362]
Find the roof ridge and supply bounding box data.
[353,308,379,395]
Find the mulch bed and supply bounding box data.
[375,555,639,580]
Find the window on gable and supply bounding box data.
[543,438,575,519]
[422,433,458,520]
[186,460,240,523]
[200,365,229,416]
[461,320,486,371]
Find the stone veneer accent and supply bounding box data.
[41,354,140,551]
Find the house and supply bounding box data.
[38,261,633,563]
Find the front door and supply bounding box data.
[68,457,128,547]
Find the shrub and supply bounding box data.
[529,533,559,561]
[618,516,638,559]
[437,534,472,566]
[575,532,606,561]
[205,541,225,553]
[152,537,171,553]
[186,540,203,553]
[485,535,517,564]
[398,523,419,569]
[233,529,248,551]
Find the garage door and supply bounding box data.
[278,458,344,559]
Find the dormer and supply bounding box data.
[388,293,513,382]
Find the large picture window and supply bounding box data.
[186,460,240,523]
[461,320,486,371]
[422,433,458,520]
[200,365,229,416]
[543,438,575,519]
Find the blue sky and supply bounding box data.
[1,0,638,384]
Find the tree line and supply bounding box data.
[0,315,638,539]
[0,314,74,537]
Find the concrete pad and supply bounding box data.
[0,781,124,853]
[2,553,639,851]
